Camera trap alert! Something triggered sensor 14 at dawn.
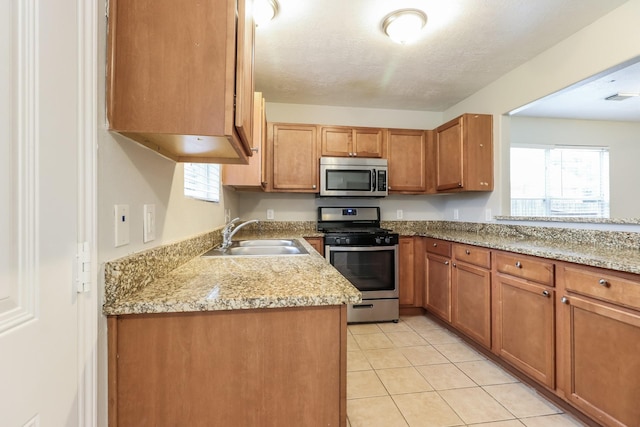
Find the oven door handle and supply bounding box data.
[371,169,376,192]
[326,245,397,253]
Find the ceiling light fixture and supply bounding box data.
[604,92,640,101]
[382,9,427,44]
[254,0,278,27]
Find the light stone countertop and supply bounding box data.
[415,229,640,275]
[103,236,361,316]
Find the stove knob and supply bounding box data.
[384,236,391,244]
[345,238,351,245]
[375,237,382,244]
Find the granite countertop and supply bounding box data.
[103,235,361,316]
[415,229,640,276]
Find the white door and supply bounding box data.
[0,0,96,426]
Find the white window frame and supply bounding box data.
[184,163,220,202]
[510,144,610,218]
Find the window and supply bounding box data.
[510,146,609,218]
[184,163,220,202]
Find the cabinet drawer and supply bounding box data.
[561,265,640,310]
[453,244,490,269]
[426,238,451,257]
[495,252,554,286]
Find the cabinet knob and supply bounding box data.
[457,182,462,187]
[312,184,317,189]
[542,290,550,297]
[598,278,608,287]
[465,249,470,255]
[561,296,569,305]
[515,261,522,268]
[444,261,449,265]
[453,263,457,267]
[251,147,259,152]
[433,243,437,247]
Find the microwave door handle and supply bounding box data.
[371,169,376,191]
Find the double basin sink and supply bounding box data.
[202,239,309,257]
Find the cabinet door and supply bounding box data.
[352,128,383,157]
[399,237,416,307]
[270,124,318,192]
[234,0,254,151]
[222,92,265,188]
[304,237,324,256]
[435,118,464,191]
[560,294,640,427]
[320,127,352,157]
[452,262,491,348]
[494,274,555,388]
[387,129,427,193]
[425,253,451,322]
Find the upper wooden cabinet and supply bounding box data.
[222,92,267,189]
[387,129,429,194]
[107,0,254,164]
[434,114,493,192]
[320,126,384,158]
[268,123,319,192]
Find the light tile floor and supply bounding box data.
[346,314,588,427]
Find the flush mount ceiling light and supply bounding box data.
[604,92,640,101]
[382,9,427,44]
[254,0,279,27]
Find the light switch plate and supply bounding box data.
[266,209,274,220]
[143,204,156,243]
[114,204,130,247]
[396,209,403,219]
[453,209,460,220]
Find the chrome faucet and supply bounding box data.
[220,217,259,249]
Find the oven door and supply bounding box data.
[325,245,398,299]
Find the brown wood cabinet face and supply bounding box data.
[495,252,554,286]
[387,129,427,193]
[434,114,493,192]
[222,92,265,188]
[559,294,640,427]
[494,274,555,389]
[107,0,253,163]
[425,253,452,322]
[109,306,347,427]
[425,238,452,257]
[399,237,416,306]
[452,261,491,348]
[269,123,319,192]
[320,126,383,157]
[304,237,324,256]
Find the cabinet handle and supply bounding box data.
[561,296,569,304]
[598,278,609,287]
[465,249,470,255]
[542,290,550,297]
[515,261,522,268]
[251,147,259,152]
[444,261,449,265]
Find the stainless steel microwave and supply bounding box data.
[319,157,388,197]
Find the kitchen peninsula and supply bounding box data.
[105,234,359,427]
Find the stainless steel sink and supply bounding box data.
[236,239,296,247]
[201,239,308,257]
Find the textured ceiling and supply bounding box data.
[254,0,630,114]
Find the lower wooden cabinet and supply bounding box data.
[399,237,419,307]
[425,252,452,322]
[493,273,555,389]
[558,264,640,427]
[452,260,491,348]
[304,236,324,256]
[108,306,347,427]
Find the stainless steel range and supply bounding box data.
[318,207,399,323]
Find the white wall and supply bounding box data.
[442,0,640,222]
[511,117,640,218]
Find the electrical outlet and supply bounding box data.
[114,204,130,247]
[453,208,459,220]
[143,204,156,243]
[266,209,274,220]
[485,208,492,221]
[224,208,231,223]
[396,209,403,219]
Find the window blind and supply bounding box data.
[184,163,220,202]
